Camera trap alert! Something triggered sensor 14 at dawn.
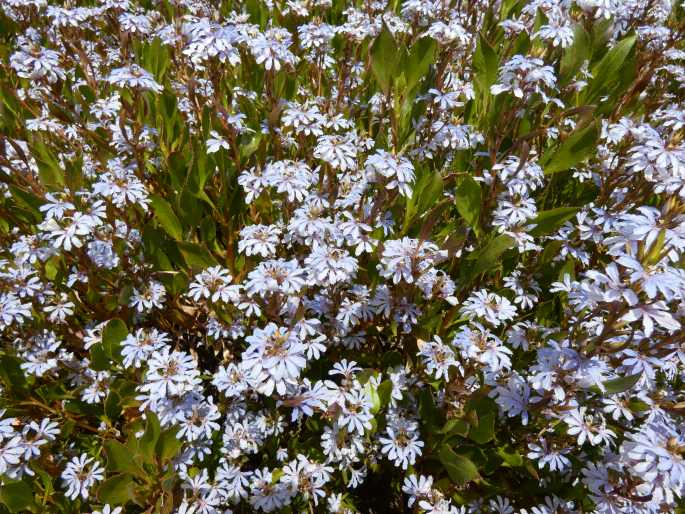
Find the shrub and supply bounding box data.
[0,0,684,513]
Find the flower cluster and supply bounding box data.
[0,0,684,513]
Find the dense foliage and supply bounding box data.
[0,0,684,512]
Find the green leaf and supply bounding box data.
[31,138,64,189]
[497,446,524,467]
[32,465,53,498]
[155,490,175,514]
[466,234,515,277]
[156,428,183,462]
[150,194,184,240]
[365,381,382,414]
[628,399,650,412]
[541,121,599,175]
[89,343,110,371]
[419,388,443,429]
[8,186,42,222]
[91,318,128,369]
[98,474,135,505]
[585,33,637,103]
[529,207,579,236]
[0,481,34,513]
[438,445,480,485]
[560,24,590,85]
[417,171,444,214]
[469,412,496,444]
[403,37,436,93]
[603,373,642,394]
[558,258,576,281]
[103,318,127,349]
[176,241,219,270]
[104,440,146,478]
[371,24,400,93]
[455,176,482,231]
[377,380,393,408]
[104,390,122,420]
[404,169,444,234]
[473,34,499,93]
[139,411,161,463]
[240,132,262,161]
[381,351,403,368]
[440,418,470,438]
[0,355,27,394]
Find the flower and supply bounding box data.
[365,150,415,197]
[460,290,517,327]
[206,130,230,153]
[61,454,104,500]
[379,415,424,469]
[107,64,163,92]
[242,324,307,396]
[314,134,357,171]
[418,336,462,380]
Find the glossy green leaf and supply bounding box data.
[139,411,161,463]
[466,234,515,277]
[0,481,34,513]
[156,428,183,462]
[560,24,590,85]
[498,446,524,467]
[440,418,470,438]
[419,388,442,429]
[0,355,27,394]
[585,33,637,103]
[176,241,219,270]
[469,412,496,444]
[31,138,64,189]
[150,194,184,240]
[102,318,127,348]
[473,34,498,93]
[541,121,599,175]
[438,445,480,485]
[371,24,400,93]
[365,380,382,414]
[97,474,135,505]
[403,37,436,93]
[603,373,642,394]
[104,440,146,478]
[529,207,579,236]
[455,175,482,231]
[377,380,393,408]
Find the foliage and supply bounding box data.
[0,0,684,513]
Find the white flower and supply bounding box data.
[338,388,373,434]
[417,336,462,380]
[206,130,230,153]
[238,224,281,258]
[107,64,163,92]
[314,134,357,171]
[527,440,571,472]
[242,324,307,396]
[365,150,415,197]
[92,505,123,514]
[61,454,104,500]
[304,244,358,286]
[138,347,202,399]
[129,280,166,312]
[379,416,424,469]
[621,301,680,337]
[188,266,240,303]
[460,290,517,327]
[10,45,65,83]
[121,328,170,368]
[490,55,558,104]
